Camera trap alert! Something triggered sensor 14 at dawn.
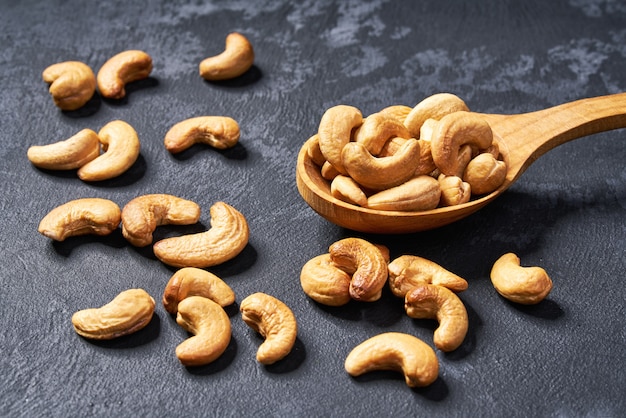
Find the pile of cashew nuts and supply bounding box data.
[307,93,508,211]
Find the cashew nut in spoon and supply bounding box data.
[388,255,469,297]
[162,267,235,314]
[27,129,100,170]
[403,92,470,138]
[366,175,441,212]
[97,50,153,99]
[317,104,363,175]
[490,253,553,304]
[353,112,411,156]
[164,116,240,153]
[38,198,121,241]
[199,32,255,81]
[42,61,96,111]
[330,175,368,207]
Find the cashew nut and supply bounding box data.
[121,194,201,247]
[77,120,141,182]
[199,32,255,81]
[317,105,363,174]
[164,116,240,154]
[438,174,471,207]
[306,134,326,166]
[240,292,298,365]
[71,288,155,340]
[378,105,412,124]
[403,93,470,138]
[175,296,231,367]
[153,201,249,268]
[463,152,507,195]
[300,254,352,306]
[42,61,96,111]
[97,50,153,99]
[344,332,439,388]
[388,255,469,297]
[354,112,411,156]
[163,267,235,314]
[27,129,100,170]
[490,253,553,305]
[38,198,121,241]
[330,175,368,207]
[320,160,340,181]
[404,283,469,352]
[366,175,441,212]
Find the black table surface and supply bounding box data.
[1,1,625,417]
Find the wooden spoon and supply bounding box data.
[296,93,626,234]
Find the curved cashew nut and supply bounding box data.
[404,283,469,352]
[38,198,121,241]
[240,292,298,365]
[306,134,326,166]
[388,255,469,297]
[330,175,368,207]
[300,254,352,306]
[163,267,235,314]
[490,253,553,305]
[175,296,231,367]
[354,112,411,156]
[329,238,388,302]
[153,201,249,268]
[317,105,363,174]
[77,120,141,182]
[199,32,255,81]
[164,116,240,153]
[366,175,441,212]
[72,288,155,340]
[97,50,153,99]
[344,332,439,388]
[378,105,412,124]
[27,129,100,170]
[42,61,96,111]
[403,92,469,138]
[342,139,421,191]
[121,194,201,247]
[438,174,471,207]
[463,152,507,195]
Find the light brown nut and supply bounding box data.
[164,116,240,154]
[438,174,471,207]
[300,254,352,306]
[199,32,255,81]
[431,111,493,176]
[306,134,326,166]
[42,61,96,111]
[38,197,121,241]
[490,253,553,305]
[27,129,100,170]
[366,175,441,212]
[320,161,340,181]
[240,292,298,365]
[378,105,412,124]
[404,93,469,138]
[153,201,249,268]
[163,267,235,314]
[121,194,201,247]
[354,112,411,156]
[378,136,406,157]
[97,50,153,99]
[330,175,368,207]
[329,237,388,302]
[342,139,421,191]
[175,296,231,367]
[77,120,141,182]
[344,332,439,388]
[71,288,155,340]
[463,152,507,195]
[317,105,363,174]
[405,283,469,352]
[388,255,469,297]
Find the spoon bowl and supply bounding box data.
[296,93,626,233]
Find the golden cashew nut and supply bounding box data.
[463,152,507,195]
[164,116,240,153]
[378,105,412,124]
[72,288,155,340]
[354,112,411,156]
[317,105,363,174]
[438,174,471,207]
[121,194,201,247]
[153,201,249,268]
[403,93,469,138]
[330,175,368,207]
[27,129,100,170]
[163,267,235,314]
[42,61,96,111]
[329,237,388,302]
[38,198,121,241]
[405,283,469,352]
[366,175,441,212]
[175,296,231,367]
[306,134,326,166]
[240,292,298,365]
[77,120,141,182]
[320,161,340,181]
[300,254,352,306]
[388,255,469,297]
[97,50,153,99]
[344,332,439,388]
[490,253,553,305]
[199,32,255,81]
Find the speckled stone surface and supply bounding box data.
[1,1,625,416]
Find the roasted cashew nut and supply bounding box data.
[354,112,411,156]
[344,332,439,388]
[42,61,96,111]
[121,194,201,247]
[77,120,141,182]
[27,129,100,170]
[163,267,235,314]
[388,255,469,297]
[403,92,469,138]
[317,105,363,174]
[366,175,441,212]
[164,116,240,153]
[463,152,507,195]
[300,254,352,306]
[153,201,249,268]
[240,292,298,365]
[72,288,155,340]
[306,134,326,166]
[404,283,469,352]
[490,253,553,305]
[199,32,255,81]
[175,296,231,367]
[378,105,412,124]
[38,198,121,241]
[97,50,153,99]
[330,175,368,207]
[438,174,471,207]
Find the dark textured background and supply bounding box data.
[1,1,625,416]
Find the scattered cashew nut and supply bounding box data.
[366,175,441,212]
[388,255,469,297]
[490,253,553,305]
[317,104,363,175]
[163,267,235,314]
[97,50,153,99]
[164,116,240,153]
[300,254,352,306]
[42,61,96,111]
[27,129,100,170]
[199,32,255,81]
